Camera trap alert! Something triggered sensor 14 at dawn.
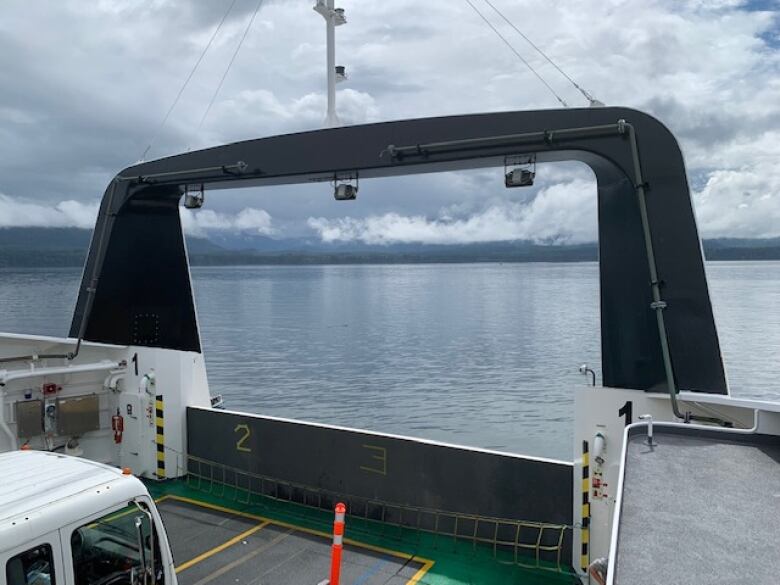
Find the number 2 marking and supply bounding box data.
[618,401,633,427]
[235,424,252,453]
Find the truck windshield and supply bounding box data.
[70,503,164,585]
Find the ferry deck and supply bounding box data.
[148,479,577,585]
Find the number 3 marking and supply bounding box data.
[235,423,252,453]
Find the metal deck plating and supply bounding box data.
[158,497,428,585]
[148,482,577,585]
[611,426,780,585]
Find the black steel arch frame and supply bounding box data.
[70,107,727,394]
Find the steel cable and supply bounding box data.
[141,0,240,161]
[463,0,569,107]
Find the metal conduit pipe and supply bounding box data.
[0,360,123,385]
[0,394,17,450]
[0,352,72,365]
[622,121,725,426]
[385,122,627,160]
[0,287,92,367]
[116,160,248,185]
[0,182,121,366]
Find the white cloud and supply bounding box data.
[233,208,273,232]
[0,194,277,240]
[307,179,596,245]
[0,194,98,229]
[180,206,274,237]
[0,0,777,239]
[194,87,380,146]
[695,163,780,239]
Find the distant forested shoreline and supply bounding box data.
[0,227,779,267]
[2,244,780,268]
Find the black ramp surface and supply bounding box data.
[614,428,780,585]
[157,498,425,585]
[186,407,573,562]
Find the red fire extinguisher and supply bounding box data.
[112,409,124,444]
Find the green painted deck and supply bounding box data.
[146,480,577,585]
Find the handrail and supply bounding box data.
[186,455,575,574]
[0,360,124,385]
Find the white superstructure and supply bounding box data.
[0,333,212,480]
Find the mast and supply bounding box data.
[314,0,346,127]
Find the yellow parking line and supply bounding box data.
[165,494,268,523]
[176,521,270,573]
[191,529,295,585]
[407,558,435,585]
[163,494,435,583]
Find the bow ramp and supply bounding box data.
[151,407,576,584]
[609,418,780,585]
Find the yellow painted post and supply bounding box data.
[155,395,165,479]
[581,440,590,572]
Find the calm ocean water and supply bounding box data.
[0,262,778,460]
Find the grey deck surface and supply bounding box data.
[614,431,780,585]
[157,498,426,585]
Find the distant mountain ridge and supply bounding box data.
[0,227,93,250]
[0,227,223,253]
[0,227,779,266]
[0,227,222,267]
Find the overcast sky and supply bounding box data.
[0,0,778,243]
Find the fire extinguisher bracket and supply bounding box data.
[111,408,124,444]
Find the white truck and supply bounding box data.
[1,450,176,585]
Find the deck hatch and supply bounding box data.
[15,399,43,438]
[56,394,100,436]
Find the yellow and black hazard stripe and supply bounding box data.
[155,394,165,479]
[581,439,590,572]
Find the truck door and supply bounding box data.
[3,532,66,585]
[61,501,171,585]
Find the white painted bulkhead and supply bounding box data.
[0,332,211,479]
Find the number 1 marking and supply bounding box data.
[618,401,633,427]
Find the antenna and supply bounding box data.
[314,0,347,127]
